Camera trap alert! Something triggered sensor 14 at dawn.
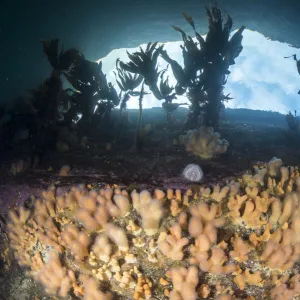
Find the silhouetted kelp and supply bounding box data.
[285,54,300,94]
[119,42,164,100]
[115,4,245,131]
[114,58,144,111]
[4,2,300,171]
[40,39,83,76]
[285,111,300,147]
[162,6,245,129]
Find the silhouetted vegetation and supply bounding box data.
[285,54,300,94]
[1,2,298,168]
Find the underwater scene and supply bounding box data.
[1,0,300,299]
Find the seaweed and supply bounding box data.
[119,42,164,100]
[160,3,245,129]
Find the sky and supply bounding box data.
[98,29,300,114]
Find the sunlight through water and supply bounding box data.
[97,29,300,114]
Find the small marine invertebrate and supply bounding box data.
[167,266,199,300]
[268,157,283,177]
[259,225,300,270]
[197,247,236,274]
[106,223,129,252]
[33,251,80,297]
[61,224,91,260]
[227,192,273,228]
[200,184,229,202]
[234,268,263,290]
[158,223,189,260]
[82,277,111,299]
[229,236,252,262]
[182,164,203,182]
[271,274,300,300]
[59,165,70,176]
[131,189,164,235]
[179,126,229,159]
[91,234,112,262]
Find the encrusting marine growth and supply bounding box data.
[7,157,300,299]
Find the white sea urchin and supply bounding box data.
[182,164,203,182]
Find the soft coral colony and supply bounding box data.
[7,157,300,299]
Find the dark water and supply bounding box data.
[1,0,300,103]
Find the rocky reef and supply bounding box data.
[5,157,300,299]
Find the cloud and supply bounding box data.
[98,29,300,114]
